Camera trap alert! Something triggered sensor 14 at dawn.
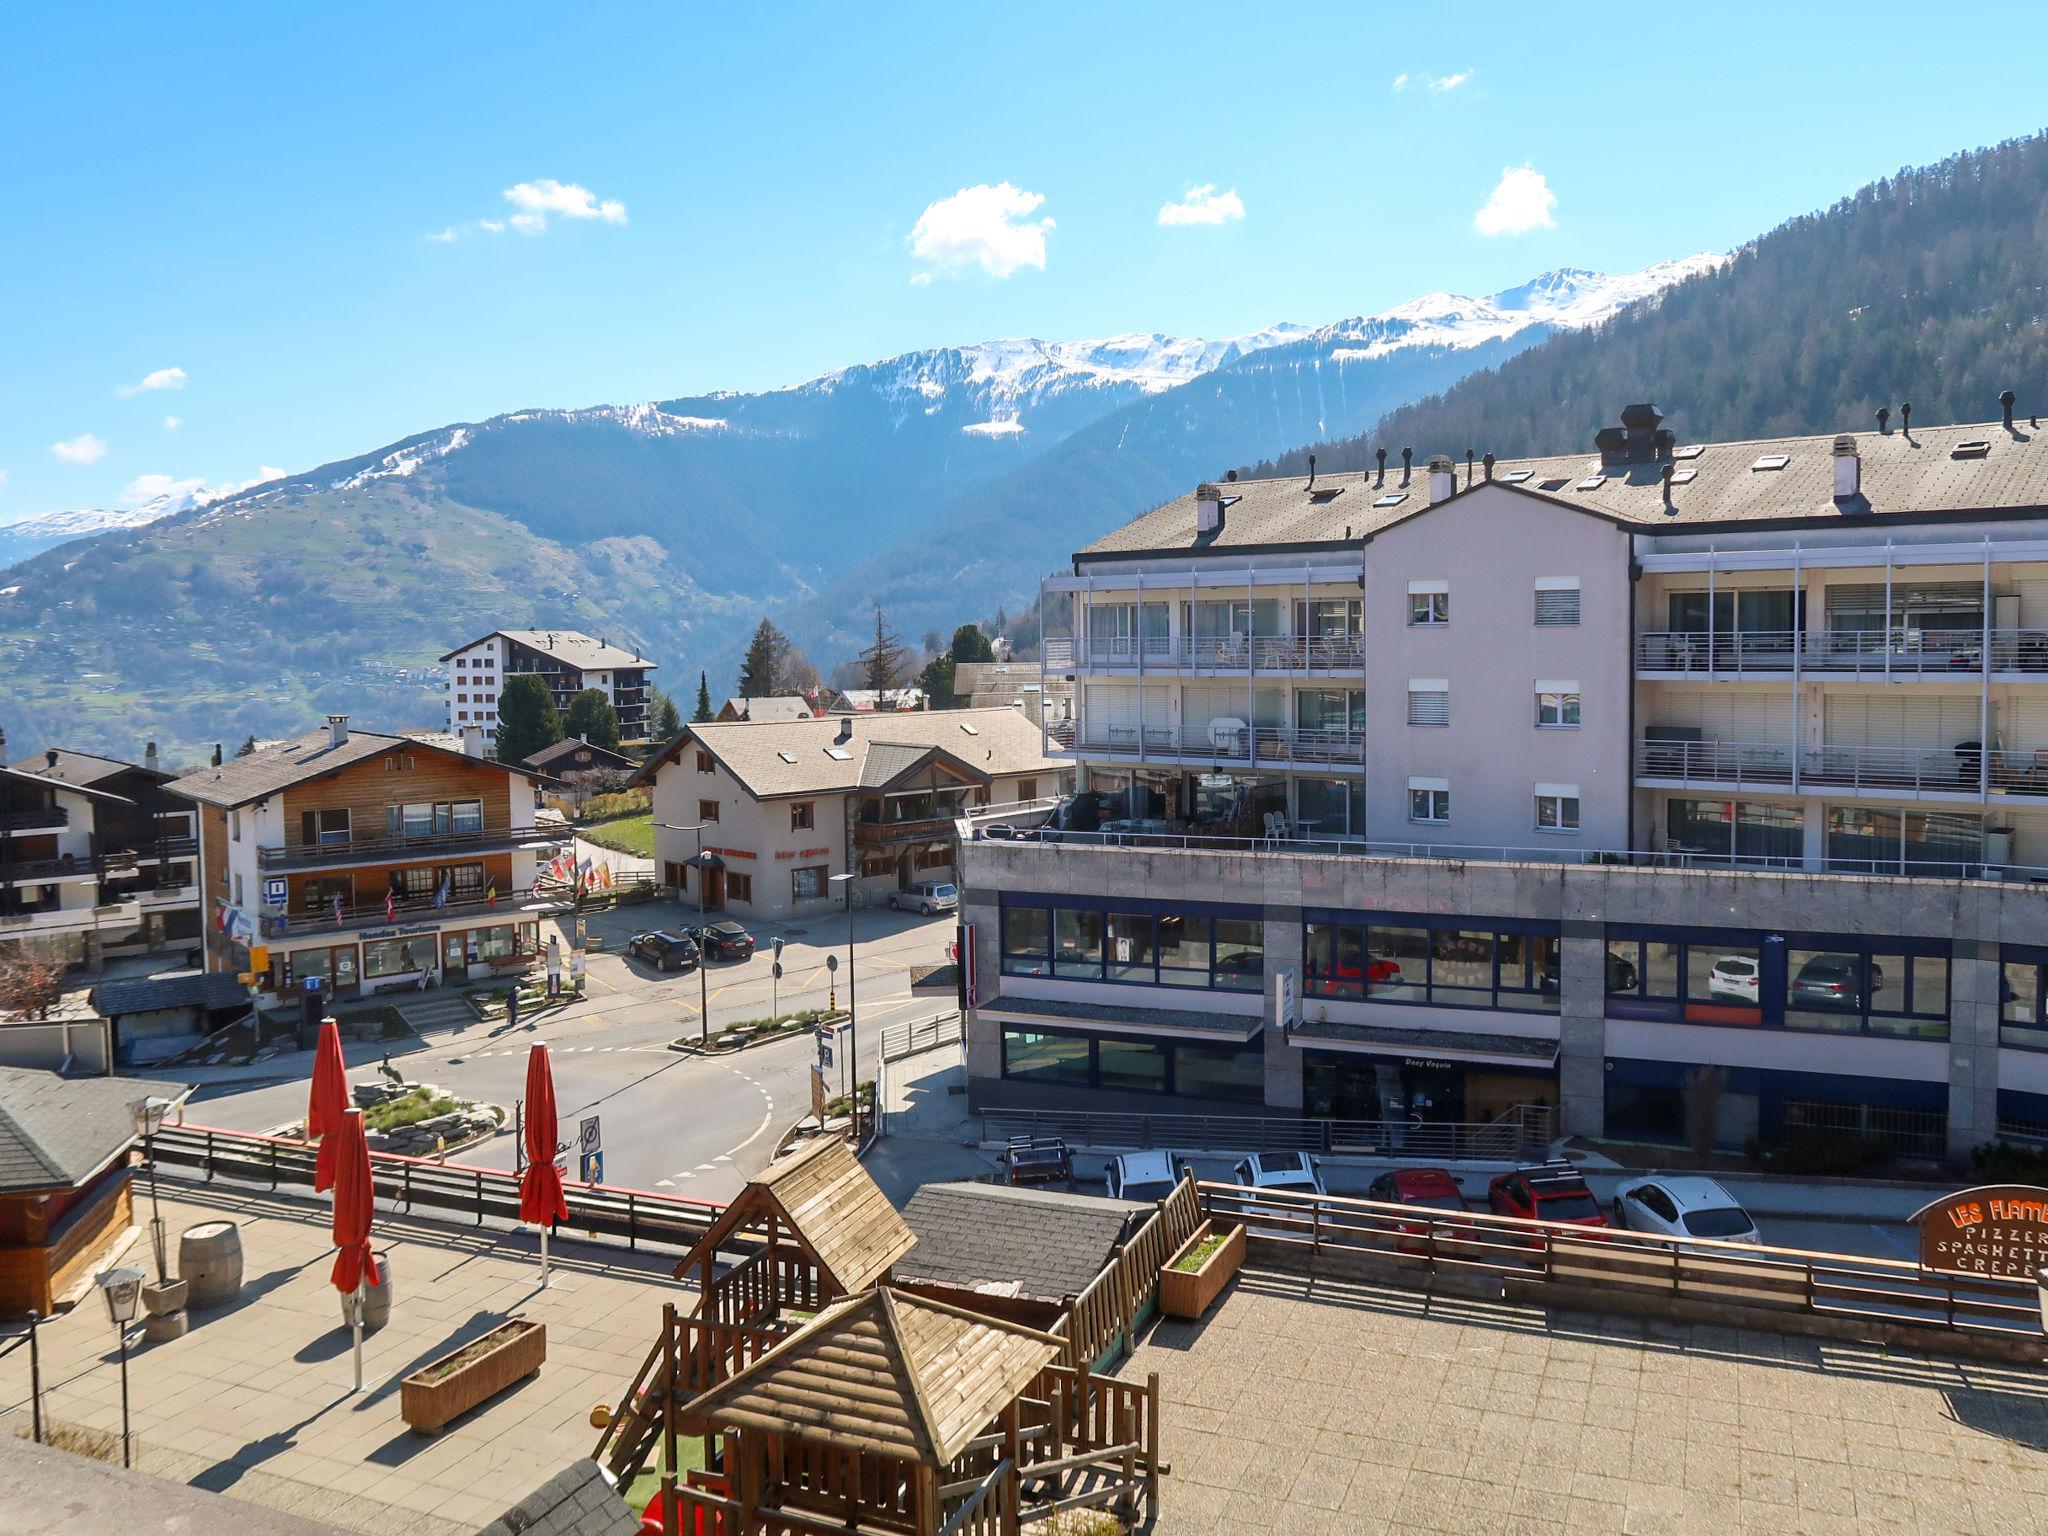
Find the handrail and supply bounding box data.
[983,1106,1548,1160]
[256,825,534,870]
[259,890,550,938]
[1056,722,1364,764]
[1637,627,2048,677]
[879,1010,963,1062]
[1634,736,1992,796]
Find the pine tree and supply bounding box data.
[234,733,258,757]
[859,606,908,692]
[918,652,958,709]
[564,687,621,750]
[495,675,563,764]
[738,618,790,698]
[691,670,715,723]
[649,685,683,740]
[949,623,995,664]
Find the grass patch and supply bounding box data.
[1170,1233,1227,1274]
[363,1086,459,1132]
[723,1007,834,1040]
[821,1081,876,1118]
[622,1435,709,1518]
[579,811,653,858]
[414,1321,537,1383]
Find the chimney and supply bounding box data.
[1195,482,1225,534]
[1483,452,1496,481]
[144,741,159,773]
[326,714,349,749]
[1374,447,1387,485]
[1464,449,1475,486]
[1877,406,1891,434]
[835,716,854,744]
[1426,454,1456,504]
[1660,462,1676,514]
[45,749,58,769]
[1900,401,1912,433]
[1306,453,1317,489]
[2001,389,2017,430]
[211,743,223,767]
[1400,447,1413,484]
[1225,468,1238,482]
[461,724,485,758]
[579,732,589,744]
[1832,435,1862,501]
[0,724,7,762]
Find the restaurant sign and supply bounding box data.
[1911,1184,2048,1279]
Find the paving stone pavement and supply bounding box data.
[1,1185,682,1535]
[1126,1266,2048,1535]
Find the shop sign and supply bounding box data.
[1275,966,1298,1034]
[710,846,756,860]
[1402,1058,1457,1071]
[1912,1184,2048,1279]
[359,921,441,941]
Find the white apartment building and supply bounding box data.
[442,629,658,746]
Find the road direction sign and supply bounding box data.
[580,1150,604,1185]
[579,1115,602,1156]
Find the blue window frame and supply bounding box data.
[999,894,1263,992]
[998,1025,1263,1104]
[1303,911,1560,1013]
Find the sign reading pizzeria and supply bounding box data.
[1910,1184,2048,1279]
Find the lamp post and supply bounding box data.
[656,821,719,1044]
[829,873,858,1139]
[127,1096,172,1284]
[96,1266,144,1468]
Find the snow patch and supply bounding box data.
[331,427,472,490]
[962,419,1026,437]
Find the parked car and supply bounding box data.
[1540,949,1638,996]
[890,881,958,915]
[1366,1167,1474,1251]
[1487,1162,1609,1231]
[1214,951,1264,983]
[1003,1135,1072,1185]
[1230,1152,1326,1237]
[1308,955,1402,994]
[1790,953,1882,1010]
[689,920,756,961]
[627,930,700,973]
[1105,1150,1188,1204]
[1707,954,1761,1003]
[1611,1176,1761,1245]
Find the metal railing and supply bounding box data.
[1634,736,2006,796]
[0,806,67,832]
[879,1010,963,1061]
[981,1105,1552,1160]
[1637,628,2048,677]
[1052,722,1364,765]
[152,1122,723,1251]
[258,890,537,938]
[1052,634,1367,671]
[256,826,530,870]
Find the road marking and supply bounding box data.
[714,1154,732,1163]
[694,1163,716,1171]
[655,1178,674,1187]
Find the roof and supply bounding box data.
[679,1288,1062,1466]
[671,1136,916,1294]
[0,1435,352,1536]
[521,737,638,774]
[856,741,988,791]
[1288,1020,1560,1065]
[476,1459,639,1536]
[0,1065,187,1194]
[637,706,1059,801]
[441,629,654,670]
[164,724,540,810]
[717,695,816,723]
[898,1183,1146,1305]
[828,687,926,711]
[88,970,251,1018]
[10,748,165,791]
[0,760,133,806]
[950,663,1039,695]
[1078,416,2048,559]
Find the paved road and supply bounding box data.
[169,899,958,1204]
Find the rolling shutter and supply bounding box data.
[1824,694,1982,749]
[1655,688,1794,744]
[2005,697,2048,752]
[2014,579,2048,629]
[1084,684,1138,732]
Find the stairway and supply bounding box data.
[396,990,482,1036]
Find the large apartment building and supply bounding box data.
[0,737,202,969]
[442,629,657,746]
[960,402,2048,1162]
[167,717,553,1000]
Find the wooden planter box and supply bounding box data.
[1158,1220,1244,1319]
[400,1318,545,1434]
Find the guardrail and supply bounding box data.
[152,1122,723,1253]
[1637,628,2048,678]
[1053,722,1365,765]
[981,1106,1551,1161]
[1634,737,1998,797]
[256,827,532,871]
[879,1011,963,1062]
[1053,635,1367,672]
[1192,1180,2044,1347]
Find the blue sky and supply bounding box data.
[2,1,2042,523]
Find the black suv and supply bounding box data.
[628,931,700,972]
[691,920,756,961]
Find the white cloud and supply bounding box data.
[116,366,187,398]
[51,433,108,465]
[1394,69,1472,94]
[1158,184,1245,228]
[1391,72,1409,91]
[256,466,286,483]
[163,415,183,431]
[508,212,547,236]
[120,473,206,504]
[426,226,459,243]
[500,179,628,232]
[908,182,1053,284]
[479,219,506,235]
[1474,166,1557,236]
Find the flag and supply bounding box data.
[332,893,344,926]
[601,863,615,891]
[384,889,396,922]
[215,902,230,933]
[486,879,498,911]
[433,873,450,909]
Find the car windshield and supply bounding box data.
[1537,1193,1601,1220]
[1415,1194,1466,1213]
[1121,1181,1175,1204]
[1682,1207,1754,1238]
[935,885,957,897]
[1266,1179,1319,1195]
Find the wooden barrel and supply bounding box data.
[179,1220,244,1307]
[355,1254,395,1331]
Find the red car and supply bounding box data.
[1366,1167,1473,1252]
[1308,957,1402,995]
[1487,1162,1609,1233]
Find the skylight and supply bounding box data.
[1673,445,1705,461]
[1670,468,1698,486]
[1751,454,1790,471]
[959,722,979,735]
[1372,492,1406,509]
[1498,469,1533,484]
[1576,474,1607,491]
[777,751,797,764]
[1952,440,1991,459]
[824,747,853,761]
[1309,487,1344,502]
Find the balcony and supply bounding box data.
[1043,634,1365,674]
[0,806,68,833]
[259,891,536,939]
[1636,628,2048,679]
[1631,737,2048,800]
[255,827,533,872]
[1,851,143,887]
[0,898,142,936]
[854,815,960,849]
[1051,721,1364,767]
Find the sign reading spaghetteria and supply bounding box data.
[1912,1184,2048,1279]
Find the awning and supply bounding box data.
[1289,1020,1559,1069]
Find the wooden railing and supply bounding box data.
[1049,1173,1203,1369]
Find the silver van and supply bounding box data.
[890,881,958,915]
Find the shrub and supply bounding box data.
[1971,1141,2048,1182]
[1747,1130,1895,1176]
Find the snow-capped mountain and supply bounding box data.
[0,482,243,568]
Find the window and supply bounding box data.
[1053,908,1104,979]
[1666,798,1804,865]
[1172,1041,1265,1104]
[1408,778,1449,823]
[727,872,753,905]
[999,1029,1262,1101]
[699,800,720,823]
[696,751,714,773]
[400,803,433,838]
[363,935,430,980]
[1002,1030,1092,1087]
[791,866,826,901]
[1535,686,1581,728]
[1001,906,1050,975]
[456,658,466,669]
[1534,578,1580,626]
[1096,1037,1168,1094]
[1308,915,1559,1012]
[1155,913,1212,986]
[451,800,483,836]
[300,808,350,847]
[1534,787,1580,833]
[1106,912,1155,982]
[1407,581,1449,625]
[1407,681,1449,727]
[2003,948,2048,1050]
[1212,919,1263,990]
[229,809,241,842]
[1018,777,1037,801]
[790,801,814,832]
[233,873,244,907]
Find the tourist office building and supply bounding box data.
[960,404,2048,1159]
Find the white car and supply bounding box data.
[1104,1150,1188,1204]
[890,881,958,915]
[1231,1151,1327,1197]
[1707,954,1760,1003]
[1611,1176,1761,1245]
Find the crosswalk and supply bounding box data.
[463,1043,673,1057]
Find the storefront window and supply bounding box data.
[1097,1037,1168,1093]
[1155,914,1211,986]
[363,935,429,979]
[1174,1041,1265,1102]
[2004,951,2048,1050]
[1365,927,1428,1000]
[1002,906,1050,975]
[1609,925,1950,1038]
[1002,1030,1091,1085]
[1429,930,1495,1006]
[791,865,827,901]
[1053,908,1104,978]
[1212,919,1263,990]
[1497,933,1559,1012]
[1106,913,1155,982]
[1306,922,1366,999]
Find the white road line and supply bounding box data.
[694,1163,716,1171]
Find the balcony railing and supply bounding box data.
[1054,722,1364,765]
[255,827,529,871]
[1043,635,1365,672]
[259,891,535,939]
[1636,628,2048,677]
[0,806,68,832]
[854,814,962,848]
[0,851,145,885]
[1631,736,2038,797]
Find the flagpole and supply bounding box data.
[540,1223,550,1289]
[350,1280,365,1391]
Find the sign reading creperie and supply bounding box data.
[1913,1184,2048,1279]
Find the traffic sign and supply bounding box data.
[580,1150,604,1185]
[772,961,783,980]
[772,936,785,960]
[826,953,839,972]
[578,1115,602,1156]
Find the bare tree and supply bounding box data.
[1681,1064,1727,1160]
[0,948,67,1022]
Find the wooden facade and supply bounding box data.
[0,1169,132,1318]
[276,748,521,848]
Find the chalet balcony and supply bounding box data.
[259,891,532,939]
[255,827,537,872]
[1632,737,2048,800]
[1635,628,2048,679]
[1,851,145,887]
[0,806,68,833]
[0,898,141,936]
[1054,721,1364,767]
[854,814,961,849]
[1042,634,1365,674]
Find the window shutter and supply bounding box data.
[1407,687,1449,727]
[1534,586,1581,626]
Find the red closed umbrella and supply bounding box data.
[518,1042,569,1286]
[330,1106,379,1390]
[307,1017,348,1194]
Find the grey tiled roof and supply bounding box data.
[0,1065,186,1194]
[1288,1020,1559,1063]
[1078,416,2048,560]
[719,695,816,722]
[88,970,250,1019]
[11,747,162,790]
[521,737,638,773]
[165,725,541,809]
[898,1182,1147,1304]
[475,1459,639,1536]
[980,996,1261,1039]
[443,629,654,670]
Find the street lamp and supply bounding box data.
[128,1096,172,1285]
[96,1265,144,1467]
[656,821,721,1044]
[828,873,859,1139]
